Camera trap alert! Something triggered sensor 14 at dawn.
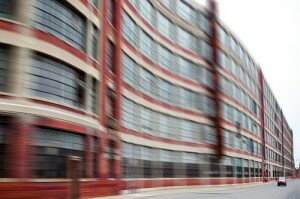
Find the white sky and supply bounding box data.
[196,0,300,166]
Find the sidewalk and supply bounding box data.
[91,181,274,199]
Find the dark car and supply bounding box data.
[277,177,287,186]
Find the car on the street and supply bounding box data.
[277,177,287,186]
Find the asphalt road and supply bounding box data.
[144,180,300,199]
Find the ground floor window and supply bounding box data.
[32,127,85,178]
[0,122,7,177]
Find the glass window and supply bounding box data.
[122,13,137,46]
[158,45,172,70]
[140,67,154,97]
[122,98,137,130]
[32,127,85,178]
[139,0,154,26]
[159,79,174,104]
[178,57,192,79]
[107,0,114,24]
[199,12,211,34]
[140,107,152,135]
[157,12,171,39]
[27,54,84,108]
[88,78,97,113]
[107,41,115,72]
[140,31,153,59]
[177,0,195,25]
[0,46,9,92]
[0,0,13,19]
[32,0,86,50]
[89,25,98,59]
[177,27,196,52]
[159,114,173,138]
[0,122,7,178]
[122,53,138,87]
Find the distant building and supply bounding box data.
[0,0,295,198]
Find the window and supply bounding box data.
[140,31,153,59]
[140,68,155,97]
[32,0,86,50]
[89,25,98,59]
[183,152,199,177]
[32,127,85,178]
[199,12,211,34]
[0,46,9,92]
[177,0,195,25]
[160,150,174,178]
[122,13,137,46]
[107,41,115,72]
[158,45,173,70]
[107,89,116,119]
[107,0,114,24]
[157,12,171,39]
[140,107,152,135]
[88,78,97,113]
[139,0,154,26]
[236,158,243,178]
[122,98,137,131]
[0,122,7,178]
[159,79,174,104]
[122,53,138,87]
[27,54,85,108]
[0,0,12,19]
[199,39,212,60]
[177,27,196,52]
[159,114,173,138]
[204,126,216,144]
[178,57,193,79]
[180,120,198,142]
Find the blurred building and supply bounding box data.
[0,0,295,198]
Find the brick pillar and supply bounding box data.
[85,135,93,178]
[99,135,108,179]
[100,0,109,127]
[114,137,122,180]
[259,69,267,182]
[209,0,223,160]
[5,115,34,178]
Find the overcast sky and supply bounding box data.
[196,0,300,166]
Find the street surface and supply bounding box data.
[146,180,300,199]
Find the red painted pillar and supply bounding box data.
[113,0,123,123]
[259,69,267,182]
[85,134,93,178]
[5,116,33,178]
[99,135,108,179]
[112,0,123,182]
[209,0,223,159]
[280,111,284,177]
[100,0,109,127]
[114,137,122,180]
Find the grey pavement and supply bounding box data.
[98,180,300,199]
[144,180,300,199]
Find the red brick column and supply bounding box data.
[209,0,223,159]
[114,137,122,180]
[5,116,34,178]
[85,135,93,178]
[99,135,108,179]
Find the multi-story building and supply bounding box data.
[0,0,295,198]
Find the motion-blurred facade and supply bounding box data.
[0,0,295,198]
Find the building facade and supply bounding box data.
[0,0,295,198]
